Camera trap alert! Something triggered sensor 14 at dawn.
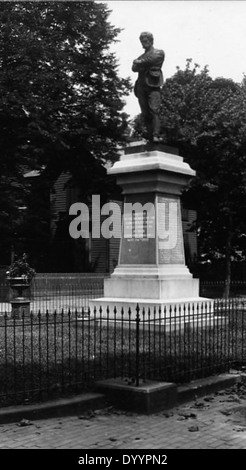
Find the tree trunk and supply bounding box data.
[223,216,233,299]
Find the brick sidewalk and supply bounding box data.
[1,383,246,449]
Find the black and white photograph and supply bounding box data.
[0,0,246,457]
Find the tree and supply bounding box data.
[0,1,131,265]
[146,60,246,296]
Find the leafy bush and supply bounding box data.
[6,253,36,281]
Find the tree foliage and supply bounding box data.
[157,59,246,291]
[0,1,131,265]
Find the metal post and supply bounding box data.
[135,304,140,386]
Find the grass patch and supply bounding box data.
[0,309,245,407]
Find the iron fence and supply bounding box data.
[0,299,246,407]
[1,277,246,312]
[0,277,104,314]
[200,280,246,298]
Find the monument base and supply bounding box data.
[89,142,213,326]
[89,264,213,321]
[104,264,199,300]
[89,297,214,325]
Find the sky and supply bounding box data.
[104,0,246,118]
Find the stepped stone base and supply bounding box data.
[89,296,214,318]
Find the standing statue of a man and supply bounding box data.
[132,32,165,143]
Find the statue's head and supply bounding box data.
[139,32,154,46]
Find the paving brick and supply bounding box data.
[1,386,246,449]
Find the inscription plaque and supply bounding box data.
[158,195,185,264]
[120,194,156,264]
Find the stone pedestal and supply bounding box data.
[8,277,31,319]
[96,378,177,414]
[90,142,211,317]
[11,298,31,318]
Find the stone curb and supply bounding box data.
[0,373,243,424]
[177,373,242,403]
[0,392,109,425]
[96,373,242,414]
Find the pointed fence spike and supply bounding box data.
[121,307,124,319]
[142,307,146,321]
[106,306,110,319]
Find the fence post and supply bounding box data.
[135,304,140,387]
